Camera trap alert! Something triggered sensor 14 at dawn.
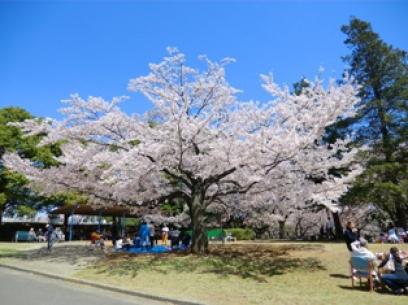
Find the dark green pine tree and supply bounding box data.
[331,17,408,228]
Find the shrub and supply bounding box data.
[225,228,255,240]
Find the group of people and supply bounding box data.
[113,222,191,251]
[26,224,64,252]
[90,230,106,250]
[27,227,46,242]
[377,223,408,244]
[344,222,408,294]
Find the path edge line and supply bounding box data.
[0,263,205,305]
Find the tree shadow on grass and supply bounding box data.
[94,243,326,282]
[330,273,350,279]
[338,284,372,292]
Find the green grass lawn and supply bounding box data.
[1,241,407,305]
[74,242,408,305]
[0,242,41,258]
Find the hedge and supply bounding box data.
[225,228,255,240]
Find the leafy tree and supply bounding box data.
[333,17,408,228]
[0,107,61,223]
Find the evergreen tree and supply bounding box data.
[335,17,408,228]
[0,107,61,223]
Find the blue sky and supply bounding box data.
[1,0,407,119]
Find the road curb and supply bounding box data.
[0,263,205,305]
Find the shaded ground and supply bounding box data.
[13,244,105,265]
[76,242,408,305]
[0,242,324,282]
[95,244,324,282]
[1,242,408,305]
[0,242,104,277]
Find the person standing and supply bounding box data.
[344,221,358,252]
[161,224,169,245]
[139,221,151,249]
[154,227,161,246]
[149,223,155,247]
[46,223,55,252]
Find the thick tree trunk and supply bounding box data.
[0,208,3,226]
[190,189,208,255]
[332,211,343,240]
[278,220,286,239]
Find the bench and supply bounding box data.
[15,231,37,242]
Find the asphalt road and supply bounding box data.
[0,267,170,305]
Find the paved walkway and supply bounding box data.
[0,267,171,305]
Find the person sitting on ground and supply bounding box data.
[37,228,46,242]
[122,235,132,251]
[91,231,104,249]
[133,233,141,248]
[344,221,359,252]
[378,232,387,243]
[350,238,376,261]
[379,247,408,294]
[115,237,123,250]
[54,227,63,241]
[169,226,181,248]
[97,234,105,250]
[28,227,37,241]
[90,231,100,245]
[179,231,191,249]
[387,223,400,244]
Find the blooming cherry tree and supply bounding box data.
[239,139,362,239]
[4,48,360,253]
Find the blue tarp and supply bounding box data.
[126,245,172,254]
[123,244,190,254]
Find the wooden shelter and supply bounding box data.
[49,205,141,241]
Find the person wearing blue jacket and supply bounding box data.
[139,221,151,249]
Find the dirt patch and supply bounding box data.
[0,242,106,277]
[15,244,106,265]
